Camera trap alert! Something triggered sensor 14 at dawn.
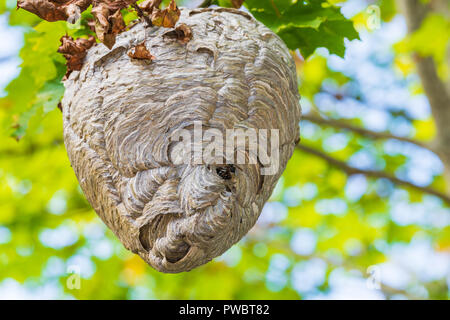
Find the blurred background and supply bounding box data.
[0,0,449,299]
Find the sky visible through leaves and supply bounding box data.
[0,0,449,299]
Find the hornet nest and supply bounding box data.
[61,7,301,273]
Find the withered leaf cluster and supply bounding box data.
[17,0,91,22]
[18,0,183,47]
[127,42,155,61]
[18,0,134,48]
[18,0,188,78]
[58,35,96,79]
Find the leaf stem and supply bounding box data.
[132,3,153,27]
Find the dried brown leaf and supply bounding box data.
[151,0,180,28]
[17,0,91,22]
[91,0,131,49]
[127,42,155,60]
[18,0,133,50]
[150,8,164,27]
[110,9,126,34]
[58,35,96,79]
[231,0,245,9]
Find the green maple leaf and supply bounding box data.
[244,0,360,58]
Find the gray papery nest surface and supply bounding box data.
[62,7,301,273]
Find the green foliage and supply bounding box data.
[244,0,359,58]
[1,18,67,139]
[378,0,396,22]
[395,13,450,79]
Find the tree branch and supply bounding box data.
[0,139,65,158]
[397,0,450,189]
[296,144,450,203]
[302,114,436,153]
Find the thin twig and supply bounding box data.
[296,144,450,203]
[132,3,153,27]
[302,114,436,153]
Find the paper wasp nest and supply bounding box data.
[62,7,301,273]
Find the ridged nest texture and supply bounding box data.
[62,7,301,273]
